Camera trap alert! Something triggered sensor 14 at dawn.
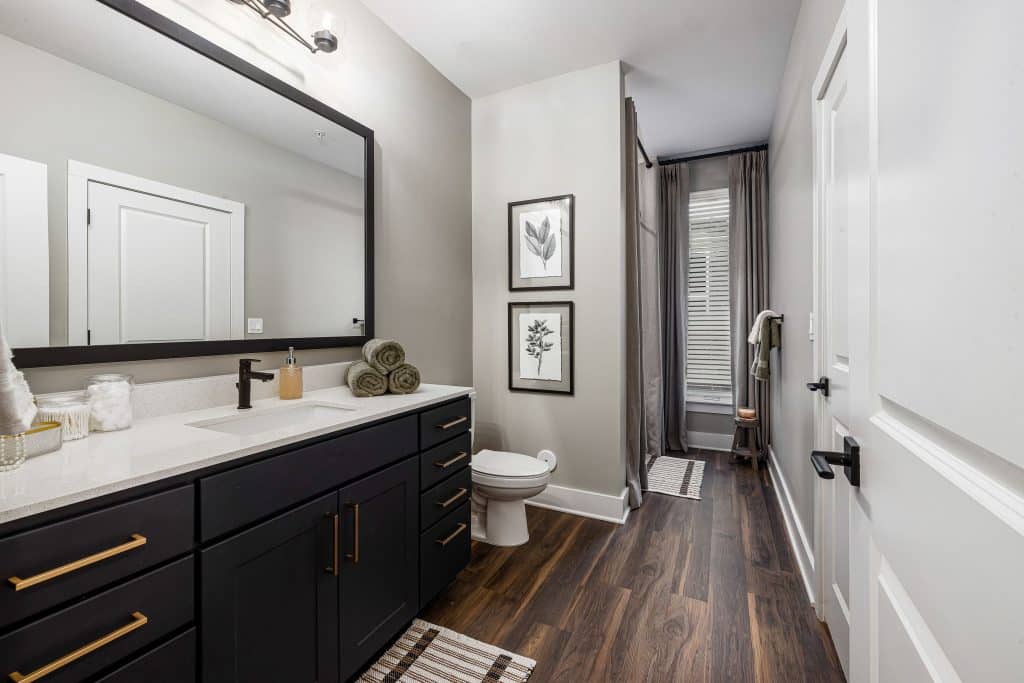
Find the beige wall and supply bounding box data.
[472,61,627,497]
[768,0,845,534]
[22,0,472,392]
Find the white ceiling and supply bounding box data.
[359,0,800,158]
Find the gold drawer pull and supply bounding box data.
[436,523,467,547]
[436,488,468,509]
[435,416,468,430]
[345,503,360,564]
[434,451,468,469]
[8,535,147,592]
[8,611,148,682]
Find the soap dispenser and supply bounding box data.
[279,347,303,400]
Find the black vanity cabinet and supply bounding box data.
[201,493,340,683]
[0,395,471,683]
[338,458,419,681]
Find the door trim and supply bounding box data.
[810,7,849,623]
[68,160,246,346]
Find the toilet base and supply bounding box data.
[473,498,530,547]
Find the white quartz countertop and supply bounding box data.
[0,384,473,525]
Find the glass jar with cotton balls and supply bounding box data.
[86,374,134,432]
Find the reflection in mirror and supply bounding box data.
[0,2,368,352]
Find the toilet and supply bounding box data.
[471,449,551,547]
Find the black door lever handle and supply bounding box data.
[810,436,860,486]
[806,376,830,396]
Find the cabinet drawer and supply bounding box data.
[419,397,471,450]
[0,557,194,683]
[200,416,417,540]
[420,467,472,532]
[419,432,472,491]
[95,628,196,683]
[0,486,194,630]
[419,502,471,609]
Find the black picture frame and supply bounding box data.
[508,301,574,395]
[508,194,574,291]
[11,0,375,368]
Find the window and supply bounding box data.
[686,188,732,403]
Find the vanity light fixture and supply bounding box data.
[228,0,339,54]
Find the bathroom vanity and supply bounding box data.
[0,386,473,682]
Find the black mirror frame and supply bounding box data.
[12,0,374,368]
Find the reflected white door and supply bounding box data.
[813,39,852,679]
[817,3,1024,681]
[87,181,238,344]
[0,152,48,347]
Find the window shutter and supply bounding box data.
[686,188,731,395]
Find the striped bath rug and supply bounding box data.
[359,619,536,682]
[644,456,706,500]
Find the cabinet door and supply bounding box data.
[338,458,419,680]
[202,493,339,683]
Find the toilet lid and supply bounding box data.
[473,449,549,478]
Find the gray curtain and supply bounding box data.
[625,98,663,509]
[659,163,689,452]
[729,150,771,447]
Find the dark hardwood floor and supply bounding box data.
[421,450,845,682]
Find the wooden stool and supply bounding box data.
[731,414,764,471]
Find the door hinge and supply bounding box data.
[87,208,91,227]
[87,329,91,345]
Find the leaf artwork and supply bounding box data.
[525,318,555,374]
[524,216,558,271]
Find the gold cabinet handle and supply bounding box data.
[436,523,467,547]
[436,488,468,509]
[435,416,468,430]
[434,451,468,469]
[345,503,360,564]
[325,513,339,576]
[8,535,147,592]
[8,611,148,682]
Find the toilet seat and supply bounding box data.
[472,470,549,490]
[472,449,549,478]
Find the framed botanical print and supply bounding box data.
[508,301,574,394]
[508,194,574,291]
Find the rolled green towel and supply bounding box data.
[388,363,421,395]
[347,361,387,397]
[362,338,406,374]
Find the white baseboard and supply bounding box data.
[689,430,733,452]
[766,446,817,605]
[526,484,629,524]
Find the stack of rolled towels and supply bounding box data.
[347,339,421,397]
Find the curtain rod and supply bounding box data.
[657,142,768,167]
[637,137,653,169]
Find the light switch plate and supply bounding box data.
[247,318,263,334]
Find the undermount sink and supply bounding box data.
[189,402,357,436]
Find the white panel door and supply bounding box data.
[817,2,1024,681]
[87,182,235,344]
[0,153,48,347]
[814,42,852,679]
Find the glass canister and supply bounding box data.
[36,393,92,441]
[86,374,134,432]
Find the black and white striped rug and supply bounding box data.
[644,456,706,500]
[359,619,535,682]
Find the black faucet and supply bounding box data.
[237,359,274,410]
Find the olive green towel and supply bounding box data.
[347,361,387,397]
[362,338,406,374]
[387,364,421,395]
[752,319,782,381]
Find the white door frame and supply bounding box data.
[67,160,246,344]
[811,8,848,624]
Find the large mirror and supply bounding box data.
[0,0,373,367]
